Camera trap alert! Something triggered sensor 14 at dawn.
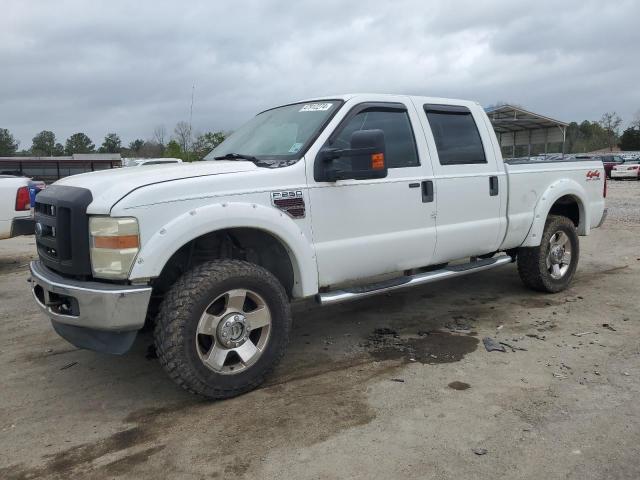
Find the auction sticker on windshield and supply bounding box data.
[299,103,333,112]
[288,142,304,153]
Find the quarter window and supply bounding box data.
[330,108,419,169]
[424,105,487,165]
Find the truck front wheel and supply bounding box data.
[154,260,291,399]
[516,215,580,293]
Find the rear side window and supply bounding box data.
[424,105,487,165]
[330,108,419,169]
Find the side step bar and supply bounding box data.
[316,255,514,306]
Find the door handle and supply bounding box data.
[421,180,434,203]
[489,176,499,196]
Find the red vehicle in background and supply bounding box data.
[596,155,625,178]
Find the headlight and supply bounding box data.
[89,216,140,280]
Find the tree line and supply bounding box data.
[565,111,640,153]
[2,109,640,159]
[0,122,227,161]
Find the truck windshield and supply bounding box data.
[205,101,342,166]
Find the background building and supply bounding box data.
[0,153,121,183]
[486,104,568,158]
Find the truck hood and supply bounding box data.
[55,160,258,213]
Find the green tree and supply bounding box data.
[31,130,57,156]
[619,127,640,151]
[0,128,20,155]
[192,131,226,160]
[565,122,580,153]
[567,120,609,153]
[128,139,144,153]
[99,133,122,153]
[53,143,65,156]
[165,140,182,158]
[138,141,164,158]
[65,132,95,154]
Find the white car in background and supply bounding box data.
[0,175,39,239]
[124,158,183,167]
[611,160,640,179]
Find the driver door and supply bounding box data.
[306,101,438,287]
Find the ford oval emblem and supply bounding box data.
[35,222,43,237]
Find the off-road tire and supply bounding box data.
[154,260,291,399]
[517,215,579,293]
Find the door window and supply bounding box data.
[424,105,486,165]
[329,107,419,170]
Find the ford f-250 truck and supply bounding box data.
[29,94,607,398]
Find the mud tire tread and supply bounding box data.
[517,215,579,293]
[154,260,291,399]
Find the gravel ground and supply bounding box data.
[0,181,639,479]
[605,180,640,225]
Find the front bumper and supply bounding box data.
[611,171,639,179]
[10,217,34,237]
[29,260,152,354]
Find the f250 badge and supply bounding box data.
[586,170,601,181]
[271,191,306,219]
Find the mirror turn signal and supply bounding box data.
[371,153,385,170]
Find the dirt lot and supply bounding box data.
[0,181,639,479]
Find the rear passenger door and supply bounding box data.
[416,103,504,263]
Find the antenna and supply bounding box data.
[188,83,195,162]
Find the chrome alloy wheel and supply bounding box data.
[195,288,272,375]
[546,231,572,280]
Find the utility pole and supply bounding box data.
[188,83,195,162]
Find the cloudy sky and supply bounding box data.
[2,0,639,148]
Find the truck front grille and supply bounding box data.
[34,185,93,277]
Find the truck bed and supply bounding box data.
[501,159,606,249]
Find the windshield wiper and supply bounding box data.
[213,153,260,163]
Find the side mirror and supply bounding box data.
[317,129,388,182]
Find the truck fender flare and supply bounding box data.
[521,179,589,247]
[128,202,318,298]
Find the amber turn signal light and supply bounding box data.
[93,235,140,249]
[371,153,385,170]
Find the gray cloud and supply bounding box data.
[2,0,639,148]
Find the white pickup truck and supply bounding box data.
[0,175,37,239]
[29,94,606,398]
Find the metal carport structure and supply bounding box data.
[0,153,121,183]
[485,105,569,158]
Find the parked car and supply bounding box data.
[0,176,44,239]
[29,94,606,399]
[597,155,625,178]
[611,159,640,179]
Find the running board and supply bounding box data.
[316,255,513,306]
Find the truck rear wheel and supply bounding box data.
[154,260,291,399]
[516,215,579,293]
